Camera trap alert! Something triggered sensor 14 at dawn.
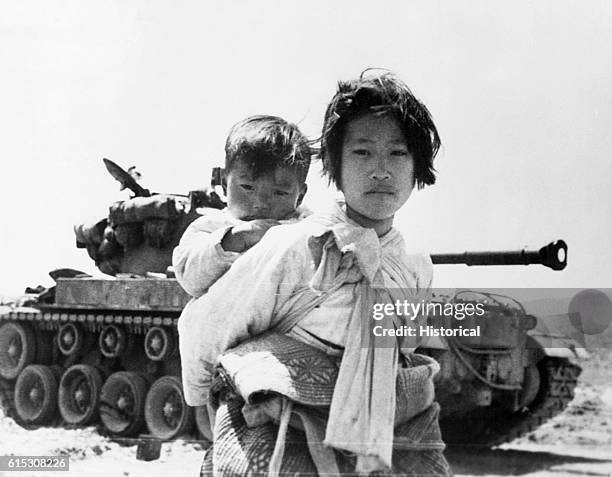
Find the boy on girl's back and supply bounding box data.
[173,114,311,422]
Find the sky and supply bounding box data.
[0,0,611,297]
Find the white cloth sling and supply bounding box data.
[270,205,429,471]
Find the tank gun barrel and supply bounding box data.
[430,240,567,271]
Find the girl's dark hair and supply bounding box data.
[225,115,312,183]
[320,70,441,189]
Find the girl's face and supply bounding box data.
[339,113,415,235]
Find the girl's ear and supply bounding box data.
[296,183,308,206]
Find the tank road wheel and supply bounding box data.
[145,376,194,440]
[58,365,103,426]
[14,365,58,425]
[99,325,130,358]
[0,322,36,380]
[144,327,175,361]
[99,371,148,436]
[57,323,85,357]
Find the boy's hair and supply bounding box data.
[225,115,312,183]
[320,70,441,189]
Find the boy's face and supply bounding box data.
[225,161,307,221]
[339,113,415,228]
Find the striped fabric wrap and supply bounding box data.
[201,333,450,476]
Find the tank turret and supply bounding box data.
[0,160,584,450]
[74,159,225,277]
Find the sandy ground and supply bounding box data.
[1,353,611,477]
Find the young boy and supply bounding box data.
[183,71,449,476]
[173,116,311,435]
[173,115,311,299]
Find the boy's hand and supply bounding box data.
[221,219,281,252]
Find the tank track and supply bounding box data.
[1,309,179,333]
[1,311,35,429]
[442,357,580,446]
[0,375,40,431]
[0,309,179,431]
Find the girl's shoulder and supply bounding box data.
[407,252,433,289]
[386,232,433,288]
[408,252,433,281]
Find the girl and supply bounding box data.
[181,70,449,476]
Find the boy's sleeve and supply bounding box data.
[172,215,240,298]
[179,225,307,406]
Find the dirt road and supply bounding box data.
[1,354,610,477]
[2,439,610,477]
[447,443,612,477]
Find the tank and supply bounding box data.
[428,240,585,445]
[0,159,223,442]
[0,160,585,448]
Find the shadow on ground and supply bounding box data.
[445,445,612,475]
